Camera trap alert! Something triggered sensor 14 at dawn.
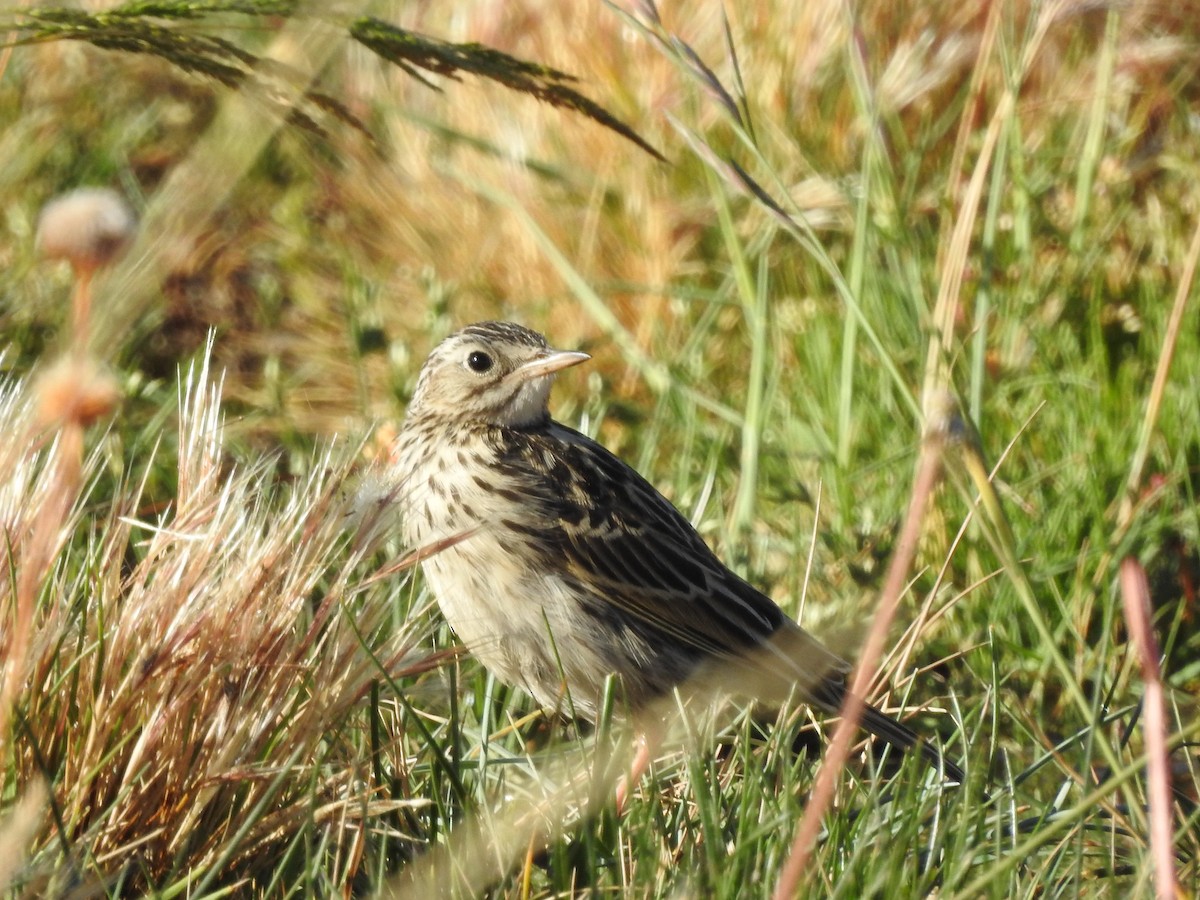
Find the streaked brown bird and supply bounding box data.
[391,321,961,788]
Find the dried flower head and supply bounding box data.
[35,354,122,427]
[36,188,136,273]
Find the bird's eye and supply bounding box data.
[466,350,494,373]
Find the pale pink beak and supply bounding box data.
[511,349,590,382]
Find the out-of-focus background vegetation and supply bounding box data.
[1,0,1199,895]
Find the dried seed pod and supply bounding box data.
[35,354,122,427]
[36,188,135,273]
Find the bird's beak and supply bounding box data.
[511,349,590,382]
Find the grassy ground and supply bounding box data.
[1,0,1199,896]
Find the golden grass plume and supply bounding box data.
[1,351,436,894]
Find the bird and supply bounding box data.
[388,320,962,787]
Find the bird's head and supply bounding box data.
[407,321,589,428]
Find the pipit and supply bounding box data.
[391,321,962,788]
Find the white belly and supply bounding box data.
[424,534,621,715]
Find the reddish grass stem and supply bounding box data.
[1118,557,1177,900]
[774,395,950,898]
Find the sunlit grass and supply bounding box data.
[1,0,1199,895]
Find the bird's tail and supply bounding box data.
[847,688,965,784]
[710,621,965,783]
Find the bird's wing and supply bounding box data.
[500,427,967,779]
[505,425,818,665]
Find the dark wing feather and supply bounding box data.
[502,423,789,659]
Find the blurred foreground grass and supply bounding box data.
[1,0,1199,896]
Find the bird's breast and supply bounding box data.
[395,426,508,545]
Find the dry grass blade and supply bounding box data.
[0,427,76,759]
[0,779,46,891]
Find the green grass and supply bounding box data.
[1,1,1199,896]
